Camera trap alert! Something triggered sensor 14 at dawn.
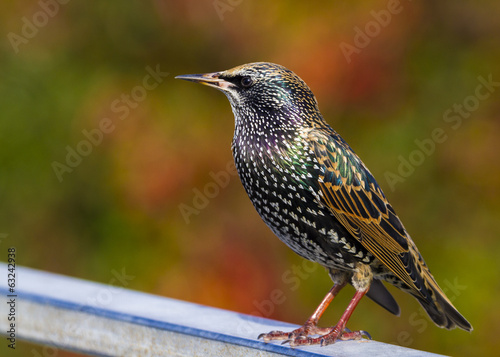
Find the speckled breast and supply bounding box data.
[231,134,373,271]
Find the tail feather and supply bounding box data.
[417,281,473,332]
[412,263,473,331]
[366,279,400,316]
[403,239,472,332]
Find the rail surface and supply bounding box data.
[0,263,445,356]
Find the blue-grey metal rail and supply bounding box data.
[0,263,444,356]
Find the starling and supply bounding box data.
[176,62,472,346]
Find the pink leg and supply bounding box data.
[288,288,371,347]
[258,281,346,342]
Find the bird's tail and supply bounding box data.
[415,266,472,332]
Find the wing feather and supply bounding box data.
[306,129,423,297]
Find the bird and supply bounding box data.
[176,62,472,347]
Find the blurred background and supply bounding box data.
[1,0,499,356]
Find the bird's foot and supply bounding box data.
[338,327,371,341]
[258,321,330,343]
[289,326,371,347]
[259,325,371,347]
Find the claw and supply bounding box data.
[258,330,292,343]
[258,331,278,342]
[360,330,372,340]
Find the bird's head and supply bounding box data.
[176,62,323,131]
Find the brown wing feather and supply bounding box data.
[306,129,425,298]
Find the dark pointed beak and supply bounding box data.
[175,72,233,91]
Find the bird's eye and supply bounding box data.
[240,76,253,88]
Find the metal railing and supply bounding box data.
[0,263,444,356]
